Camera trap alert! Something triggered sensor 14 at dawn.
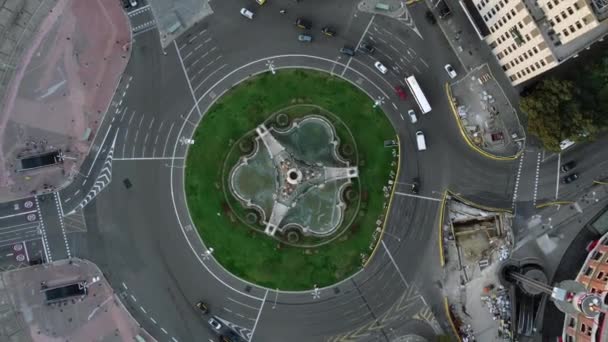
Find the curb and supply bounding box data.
[438,190,448,268]
[444,82,521,161]
[364,134,401,268]
[444,297,463,342]
[447,190,513,213]
[535,200,575,209]
[594,180,608,185]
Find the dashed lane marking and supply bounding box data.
[533,152,541,206]
[512,153,525,209]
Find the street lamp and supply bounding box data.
[372,96,385,108]
[266,60,276,75]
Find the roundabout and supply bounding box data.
[184,70,397,290]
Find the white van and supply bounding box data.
[416,131,427,151]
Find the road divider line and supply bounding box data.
[249,290,268,342]
[0,210,37,220]
[555,153,561,199]
[342,15,375,77]
[394,191,441,202]
[173,41,203,118]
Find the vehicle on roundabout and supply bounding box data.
[298,34,313,42]
[416,131,427,151]
[321,26,336,36]
[408,109,418,123]
[444,64,457,78]
[374,61,388,74]
[208,316,223,332]
[358,42,375,54]
[340,46,355,56]
[195,301,209,314]
[295,18,312,29]
[240,8,254,19]
[562,173,579,184]
[394,85,407,100]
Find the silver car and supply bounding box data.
[298,34,313,42]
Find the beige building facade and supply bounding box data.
[462,0,608,85]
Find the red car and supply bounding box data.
[394,86,407,100]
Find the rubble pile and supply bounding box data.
[481,285,513,340]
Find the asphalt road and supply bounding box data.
[14,1,608,342]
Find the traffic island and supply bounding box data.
[185,70,397,290]
[446,64,525,160]
[439,194,515,341]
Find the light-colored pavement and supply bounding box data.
[0,0,130,202]
[147,0,213,47]
[0,258,154,341]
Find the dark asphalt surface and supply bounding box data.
[12,1,608,342]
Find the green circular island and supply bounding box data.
[185,70,397,290]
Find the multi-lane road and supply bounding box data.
[1,0,607,341]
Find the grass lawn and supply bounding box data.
[185,70,396,290]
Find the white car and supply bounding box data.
[208,317,222,331]
[444,64,457,79]
[408,109,418,123]
[374,61,388,74]
[240,8,254,19]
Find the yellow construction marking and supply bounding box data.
[444,297,462,342]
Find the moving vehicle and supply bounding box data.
[208,317,223,332]
[340,46,355,56]
[560,161,576,172]
[560,139,575,150]
[298,34,313,42]
[405,75,432,114]
[195,301,209,314]
[394,86,407,100]
[358,42,375,54]
[411,177,420,194]
[256,0,266,5]
[374,61,388,74]
[240,8,254,19]
[408,109,418,123]
[444,64,457,79]
[562,173,579,184]
[321,27,336,36]
[416,131,427,151]
[296,18,312,29]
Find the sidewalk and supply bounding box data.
[0,258,155,342]
[448,64,525,157]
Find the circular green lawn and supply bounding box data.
[185,70,397,290]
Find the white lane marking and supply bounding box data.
[249,290,269,342]
[173,40,203,118]
[161,328,168,334]
[130,294,137,302]
[140,306,147,314]
[555,153,561,200]
[0,210,37,220]
[532,152,541,206]
[227,297,260,310]
[419,58,429,68]
[172,338,179,342]
[512,153,525,208]
[150,317,157,324]
[131,115,145,158]
[162,122,175,158]
[381,241,409,287]
[342,15,375,77]
[121,282,128,290]
[121,128,129,158]
[392,103,398,110]
[86,122,113,177]
[193,64,227,92]
[394,192,441,202]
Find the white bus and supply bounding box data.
[405,76,432,114]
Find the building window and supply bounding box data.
[548,2,553,9]
[569,25,576,33]
[574,2,580,9]
[518,22,524,29]
[507,13,512,19]
[576,21,582,29]
[563,30,569,36]
[556,16,561,23]
[533,46,539,53]
[477,4,482,10]
[523,52,528,58]
[535,62,540,68]
[561,11,567,19]
[549,20,555,26]
[553,0,558,5]
[567,7,574,14]
[511,9,516,15]
[592,251,603,260]
[484,15,488,21]
[540,59,546,66]
[526,34,531,41]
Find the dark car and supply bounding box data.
[295,18,312,29]
[562,173,579,184]
[321,26,336,36]
[394,86,407,100]
[425,10,437,24]
[411,178,420,194]
[358,42,375,54]
[123,178,132,189]
[340,46,355,56]
[561,161,576,172]
[195,301,209,314]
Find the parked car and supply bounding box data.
[408,109,418,123]
[560,161,577,172]
[208,317,222,332]
[321,26,336,36]
[374,61,388,74]
[358,42,375,54]
[562,173,579,184]
[240,8,254,19]
[296,18,312,29]
[340,46,355,56]
[394,86,407,100]
[444,64,457,78]
[298,34,313,42]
